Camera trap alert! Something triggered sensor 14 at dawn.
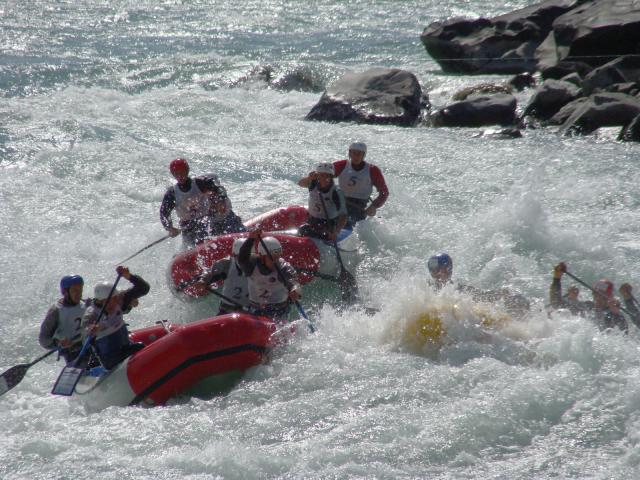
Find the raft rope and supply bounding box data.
[128,343,267,406]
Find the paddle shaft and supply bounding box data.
[318,192,347,269]
[118,235,171,264]
[565,271,634,317]
[207,286,246,309]
[28,348,58,367]
[72,273,123,367]
[318,193,358,304]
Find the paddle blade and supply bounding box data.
[0,364,30,396]
[339,269,359,304]
[51,366,84,396]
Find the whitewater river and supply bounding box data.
[2,1,640,478]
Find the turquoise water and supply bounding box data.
[2,1,640,478]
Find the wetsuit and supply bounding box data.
[333,159,389,227]
[549,277,628,333]
[39,298,88,364]
[81,275,149,369]
[160,175,245,247]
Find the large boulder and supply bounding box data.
[420,0,581,74]
[559,92,640,135]
[536,0,640,70]
[547,97,589,125]
[523,79,581,120]
[431,94,518,127]
[581,56,640,95]
[305,68,427,126]
[452,83,512,101]
[540,60,593,80]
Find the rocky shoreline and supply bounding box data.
[301,0,640,141]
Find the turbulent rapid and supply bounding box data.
[2,1,640,479]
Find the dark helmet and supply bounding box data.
[427,253,452,274]
[60,275,84,293]
[169,158,189,176]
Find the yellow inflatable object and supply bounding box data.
[401,304,512,351]
[402,309,447,348]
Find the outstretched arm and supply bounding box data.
[298,172,317,188]
[368,165,389,212]
[549,263,565,308]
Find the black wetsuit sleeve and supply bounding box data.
[623,298,640,329]
[121,275,150,312]
[238,238,256,276]
[549,277,563,309]
[205,259,230,284]
[160,188,176,230]
[38,305,59,349]
[195,177,226,197]
[277,259,300,291]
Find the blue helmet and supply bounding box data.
[427,253,452,274]
[60,275,84,292]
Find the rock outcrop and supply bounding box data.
[306,68,428,126]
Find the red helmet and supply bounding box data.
[594,279,614,298]
[169,158,189,176]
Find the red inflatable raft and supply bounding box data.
[167,205,355,299]
[73,313,276,410]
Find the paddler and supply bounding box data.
[237,229,302,323]
[81,266,148,369]
[428,252,530,317]
[297,162,348,241]
[332,142,389,228]
[549,262,628,332]
[160,158,245,248]
[39,275,88,364]
[198,238,250,314]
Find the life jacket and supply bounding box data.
[248,261,290,306]
[85,301,126,340]
[221,259,249,308]
[308,183,341,220]
[53,300,87,344]
[338,162,372,200]
[173,179,210,223]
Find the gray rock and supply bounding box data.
[559,72,582,87]
[523,79,581,120]
[547,97,589,125]
[618,114,640,142]
[421,0,581,74]
[473,127,523,139]
[305,68,427,126]
[536,1,640,70]
[541,61,592,80]
[431,94,518,127]
[582,56,640,95]
[509,72,536,91]
[560,92,640,135]
[452,83,513,101]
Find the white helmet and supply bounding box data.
[315,162,335,176]
[231,238,245,256]
[348,141,367,154]
[94,281,118,301]
[257,236,283,256]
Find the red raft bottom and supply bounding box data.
[124,313,276,406]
